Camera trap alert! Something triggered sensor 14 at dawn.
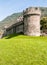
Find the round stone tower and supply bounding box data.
[23,7,41,36]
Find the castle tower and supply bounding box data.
[23,7,41,36]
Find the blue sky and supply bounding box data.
[0,0,47,21]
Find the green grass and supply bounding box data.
[0,34,47,65]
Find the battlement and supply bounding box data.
[23,7,41,16]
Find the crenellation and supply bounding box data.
[23,7,41,16]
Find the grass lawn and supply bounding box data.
[0,34,47,65]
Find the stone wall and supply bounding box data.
[3,21,24,36]
[0,7,42,38]
[23,7,41,36]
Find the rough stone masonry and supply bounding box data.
[23,7,41,36]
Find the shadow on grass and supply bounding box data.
[5,32,24,39]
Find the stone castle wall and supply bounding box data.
[0,7,41,38]
[23,7,41,36]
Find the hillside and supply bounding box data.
[40,7,47,17]
[0,7,47,30]
[0,12,23,30]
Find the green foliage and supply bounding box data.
[40,17,47,32]
[0,35,47,65]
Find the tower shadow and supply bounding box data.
[5,32,24,39]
